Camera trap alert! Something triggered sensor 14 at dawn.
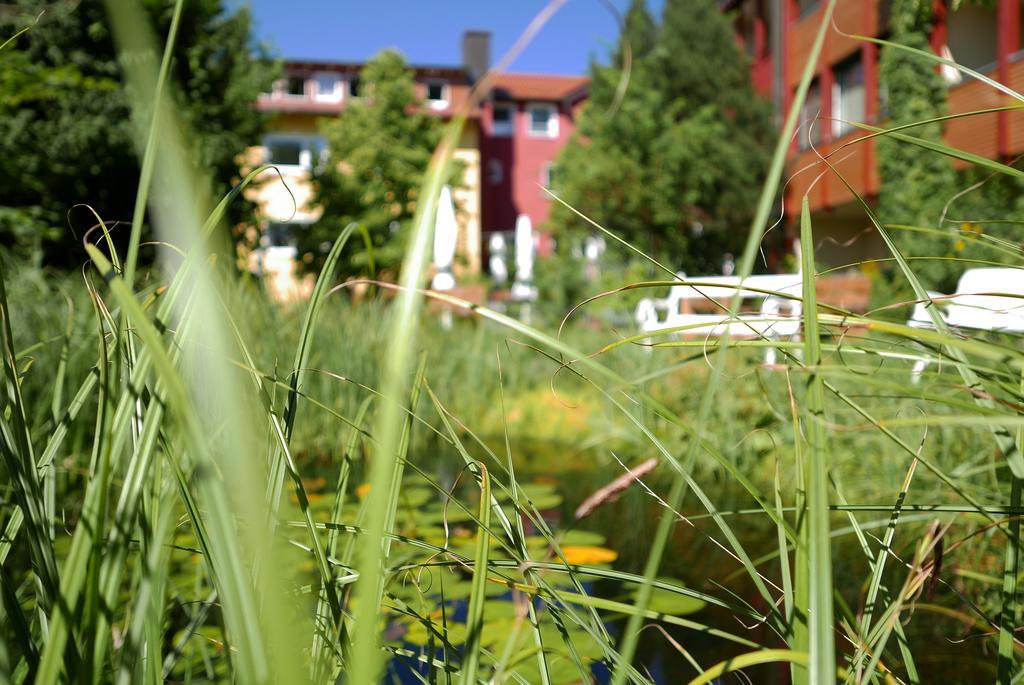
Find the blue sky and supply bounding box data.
[241,0,665,76]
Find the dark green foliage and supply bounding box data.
[876,0,958,290]
[306,50,456,276]
[550,0,773,276]
[0,0,275,268]
[938,165,1024,275]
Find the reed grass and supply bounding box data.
[2,1,1024,683]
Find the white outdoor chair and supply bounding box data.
[907,267,1024,380]
[634,270,803,365]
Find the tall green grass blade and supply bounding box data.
[0,19,34,53]
[459,464,491,685]
[848,458,919,683]
[346,91,465,683]
[859,524,945,683]
[774,450,795,631]
[611,3,838,680]
[75,245,272,683]
[0,260,60,611]
[853,123,1024,180]
[821,53,1024,484]
[848,32,1024,104]
[122,0,184,285]
[114,485,174,685]
[799,197,836,685]
[3,163,271,680]
[103,0,313,678]
[41,296,71,551]
[0,563,37,681]
[500,580,762,649]
[219,283,348,638]
[423,383,630,683]
[311,396,372,680]
[685,649,810,685]
[34,284,118,684]
[267,222,365,524]
[998,374,1023,684]
[496,356,551,684]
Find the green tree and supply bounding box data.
[0,0,275,268]
[550,0,773,276]
[877,0,958,290]
[308,49,455,276]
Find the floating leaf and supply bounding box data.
[558,530,607,547]
[628,577,706,616]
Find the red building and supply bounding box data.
[251,31,589,284]
[728,0,1024,266]
[479,73,588,242]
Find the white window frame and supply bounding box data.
[491,102,514,137]
[425,80,449,110]
[313,72,343,103]
[283,75,308,99]
[831,54,865,139]
[526,102,558,138]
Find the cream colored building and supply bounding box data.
[245,57,483,302]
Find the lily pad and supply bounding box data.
[628,577,706,616]
[557,530,607,547]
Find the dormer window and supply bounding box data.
[285,76,307,98]
[426,81,448,109]
[314,73,342,102]
[526,103,558,138]
[491,103,514,136]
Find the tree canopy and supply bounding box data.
[876,0,959,290]
[0,0,275,268]
[550,0,773,275]
[306,49,456,276]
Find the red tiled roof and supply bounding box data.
[490,73,589,101]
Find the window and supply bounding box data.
[314,73,342,102]
[491,103,514,136]
[946,2,998,73]
[488,159,503,184]
[878,0,893,34]
[263,220,315,251]
[832,53,865,138]
[541,162,555,190]
[265,222,295,248]
[267,139,302,166]
[798,79,822,151]
[741,1,767,59]
[264,135,327,169]
[425,81,448,109]
[348,78,362,98]
[285,76,307,98]
[527,103,558,138]
[797,0,820,19]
